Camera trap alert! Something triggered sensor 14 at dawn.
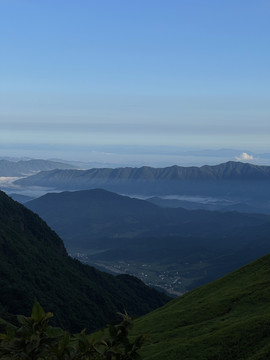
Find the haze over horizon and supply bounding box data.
[1,147,270,168]
[1,1,269,165]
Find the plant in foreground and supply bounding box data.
[0,301,146,359]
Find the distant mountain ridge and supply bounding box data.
[0,159,77,177]
[16,161,270,214]
[15,161,270,195]
[15,161,270,183]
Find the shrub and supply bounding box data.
[0,301,145,359]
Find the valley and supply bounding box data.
[2,161,270,296]
[72,251,204,295]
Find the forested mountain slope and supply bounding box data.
[0,191,169,333]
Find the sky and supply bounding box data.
[0,0,270,165]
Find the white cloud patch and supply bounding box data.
[235,152,254,162]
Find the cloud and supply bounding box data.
[235,152,254,162]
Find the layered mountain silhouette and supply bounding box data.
[15,162,270,214]
[26,189,270,290]
[15,162,270,185]
[0,191,169,333]
[26,188,270,248]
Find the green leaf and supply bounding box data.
[31,301,46,322]
[45,325,64,338]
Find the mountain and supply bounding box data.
[15,162,270,214]
[15,161,270,187]
[132,253,270,359]
[0,159,77,177]
[26,189,270,292]
[26,188,270,249]
[0,191,169,333]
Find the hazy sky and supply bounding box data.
[0,0,270,164]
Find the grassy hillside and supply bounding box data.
[132,253,270,360]
[0,191,169,333]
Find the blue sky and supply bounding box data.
[0,0,270,164]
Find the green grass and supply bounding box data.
[132,254,270,360]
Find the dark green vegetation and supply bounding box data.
[0,159,76,177]
[0,191,169,333]
[26,189,270,293]
[132,253,270,360]
[0,301,145,360]
[15,161,270,214]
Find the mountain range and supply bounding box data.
[14,161,270,214]
[1,179,270,358]
[15,161,270,186]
